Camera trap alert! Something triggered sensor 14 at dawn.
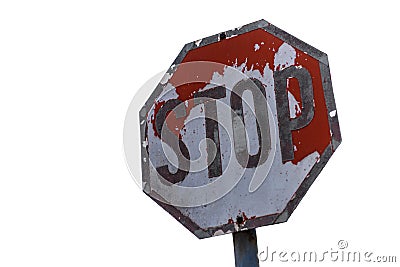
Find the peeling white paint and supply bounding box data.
[274,42,296,71]
[330,110,337,117]
[156,83,178,102]
[254,43,260,51]
[288,91,301,119]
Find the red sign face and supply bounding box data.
[137,20,341,238]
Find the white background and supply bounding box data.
[0,1,399,266]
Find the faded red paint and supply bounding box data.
[151,28,330,164]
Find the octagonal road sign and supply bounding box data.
[135,19,341,239]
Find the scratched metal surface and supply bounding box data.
[139,19,341,238]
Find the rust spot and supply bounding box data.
[242,212,249,221]
[238,212,257,224]
[236,215,244,225]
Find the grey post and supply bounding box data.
[233,229,260,267]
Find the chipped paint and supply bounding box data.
[195,39,202,47]
[254,43,260,51]
[274,42,296,71]
[288,91,301,119]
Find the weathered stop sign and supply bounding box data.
[138,19,341,239]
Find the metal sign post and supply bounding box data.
[125,19,341,267]
[233,229,259,267]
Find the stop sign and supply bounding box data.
[138,19,341,238]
